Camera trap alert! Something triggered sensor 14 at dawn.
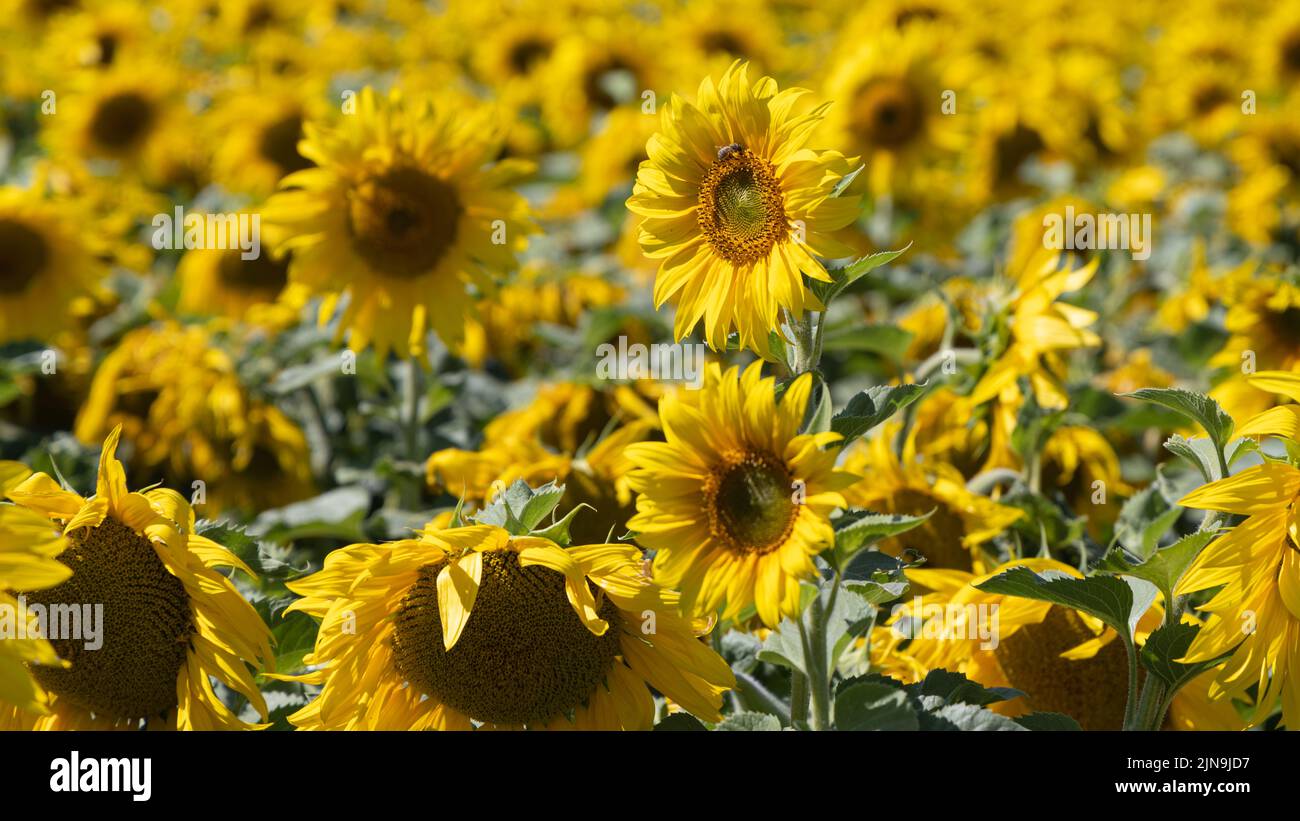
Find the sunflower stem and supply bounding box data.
[402,356,423,507]
[787,309,819,374]
[798,601,831,730]
[789,669,809,725]
[1120,636,1140,730]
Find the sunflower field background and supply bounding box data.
[1,0,1299,735]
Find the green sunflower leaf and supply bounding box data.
[974,567,1158,643]
[653,713,708,731]
[831,382,927,444]
[1122,388,1235,453]
[832,508,933,569]
[819,323,914,360]
[834,682,919,730]
[810,243,911,308]
[1095,529,1218,611]
[715,712,783,731]
[528,502,594,547]
[1013,712,1083,731]
[473,479,566,535]
[1139,622,1232,691]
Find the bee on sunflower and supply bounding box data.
[626,60,863,357]
[0,427,272,730]
[625,362,858,627]
[262,86,536,359]
[278,511,734,729]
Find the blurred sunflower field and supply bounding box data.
[1,0,1299,736]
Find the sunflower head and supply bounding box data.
[281,488,733,729]
[263,86,536,358]
[627,61,862,356]
[626,362,858,626]
[1,426,272,730]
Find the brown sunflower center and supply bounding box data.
[507,37,552,74]
[0,218,51,295]
[697,148,788,265]
[257,113,313,176]
[1280,29,1300,73]
[699,30,747,56]
[1265,306,1300,347]
[89,91,156,152]
[347,166,463,279]
[1191,82,1231,116]
[992,606,1131,730]
[852,77,924,150]
[217,247,289,294]
[885,489,972,571]
[993,124,1044,185]
[709,453,796,553]
[391,550,623,726]
[26,516,193,722]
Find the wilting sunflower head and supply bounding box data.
[0,427,272,730]
[281,522,733,729]
[898,558,1160,730]
[74,322,315,515]
[262,86,536,359]
[627,60,862,357]
[626,362,858,627]
[0,187,105,345]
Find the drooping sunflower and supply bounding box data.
[262,86,535,359]
[841,429,1023,572]
[896,557,1162,730]
[0,186,105,345]
[970,247,1101,411]
[0,464,72,716]
[626,60,862,356]
[1176,459,1300,728]
[75,322,315,515]
[625,362,858,627]
[279,523,734,729]
[0,427,272,729]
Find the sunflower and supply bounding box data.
[278,522,734,729]
[0,427,272,729]
[540,14,663,149]
[897,557,1161,730]
[1209,264,1300,422]
[0,464,72,716]
[970,247,1101,411]
[43,56,190,180]
[819,23,965,199]
[625,362,857,627]
[75,322,315,515]
[456,264,627,374]
[626,61,862,356]
[426,381,659,542]
[176,225,306,325]
[1176,459,1300,728]
[208,84,322,198]
[0,186,105,345]
[262,86,535,359]
[841,429,1023,572]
